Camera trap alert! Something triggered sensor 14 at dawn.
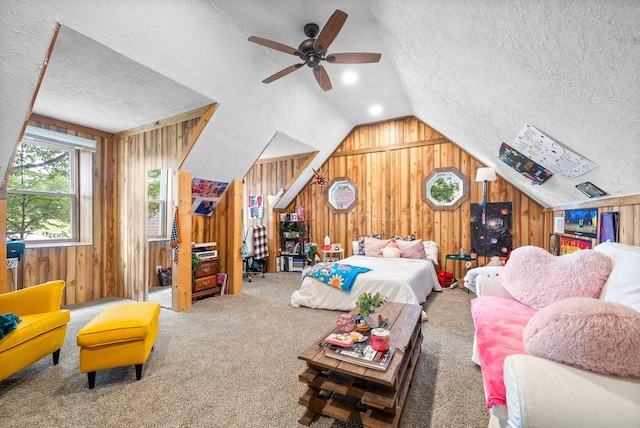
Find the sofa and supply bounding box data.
[470,242,640,427]
[0,280,71,381]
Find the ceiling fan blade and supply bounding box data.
[325,52,382,64]
[248,36,300,56]
[262,63,304,84]
[313,10,348,54]
[313,65,332,91]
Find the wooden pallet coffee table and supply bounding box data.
[297,302,423,428]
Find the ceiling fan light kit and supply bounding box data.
[248,9,381,91]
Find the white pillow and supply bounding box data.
[423,240,439,265]
[594,242,640,311]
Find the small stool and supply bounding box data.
[77,302,160,388]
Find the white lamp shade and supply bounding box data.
[476,167,497,182]
[266,195,278,206]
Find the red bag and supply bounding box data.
[438,269,454,287]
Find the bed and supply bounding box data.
[290,239,442,311]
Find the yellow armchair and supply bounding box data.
[0,280,70,381]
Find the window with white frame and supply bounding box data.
[148,169,169,239]
[6,126,95,243]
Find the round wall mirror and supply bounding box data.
[421,167,469,210]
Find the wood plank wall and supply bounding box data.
[284,117,548,271]
[10,115,202,304]
[12,118,115,305]
[7,115,640,304]
[240,154,312,272]
[117,118,202,300]
[545,197,640,248]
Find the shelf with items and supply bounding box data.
[279,220,310,256]
[279,220,310,273]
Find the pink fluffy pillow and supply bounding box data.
[524,297,640,378]
[501,246,612,310]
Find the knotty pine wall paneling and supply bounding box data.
[241,154,312,272]
[13,118,113,305]
[118,116,204,301]
[286,117,548,272]
[545,196,640,249]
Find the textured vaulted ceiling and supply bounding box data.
[1,0,638,209]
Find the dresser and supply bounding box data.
[192,258,220,301]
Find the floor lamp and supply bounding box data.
[475,167,496,265]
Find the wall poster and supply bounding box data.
[511,124,597,177]
[248,195,264,219]
[191,178,229,216]
[560,236,592,254]
[564,208,598,238]
[470,202,513,257]
[499,142,553,185]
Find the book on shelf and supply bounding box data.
[324,341,395,371]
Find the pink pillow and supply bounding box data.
[501,246,612,310]
[524,297,640,378]
[396,239,426,259]
[364,237,390,257]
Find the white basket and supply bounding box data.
[6,258,18,269]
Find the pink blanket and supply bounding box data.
[471,297,536,408]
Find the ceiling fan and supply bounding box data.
[248,9,381,91]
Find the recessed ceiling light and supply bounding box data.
[369,105,383,116]
[342,71,358,85]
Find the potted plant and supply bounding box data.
[192,253,202,273]
[355,292,387,330]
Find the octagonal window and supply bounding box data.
[421,167,469,211]
[327,177,357,213]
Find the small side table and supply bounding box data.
[322,248,344,262]
[444,254,478,291]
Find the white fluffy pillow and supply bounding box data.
[524,297,640,378]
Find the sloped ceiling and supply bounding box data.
[1,0,638,209]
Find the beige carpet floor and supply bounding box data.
[1,272,489,428]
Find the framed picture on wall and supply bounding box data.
[564,208,598,238]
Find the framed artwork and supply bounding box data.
[327,177,358,213]
[564,208,598,238]
[560,236,592,254]
[549,234,560,256]
[421,167,469,210]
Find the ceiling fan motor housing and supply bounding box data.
[298,34,320,68]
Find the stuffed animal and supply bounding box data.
[487,256,503,267]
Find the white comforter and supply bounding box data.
[290,255,441,311]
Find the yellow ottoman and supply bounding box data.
[76,302,160,388]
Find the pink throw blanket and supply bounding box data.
[471,297,536,408]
